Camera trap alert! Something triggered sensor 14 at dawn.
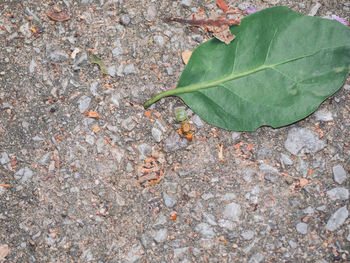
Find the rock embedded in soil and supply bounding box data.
[332,164,347,184]
[223,202,241,222]
[326,206,349,231]
[326,188,349,201]
[284,128,325,156]
[296,222,308,235]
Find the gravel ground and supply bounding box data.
[0,0,349,262]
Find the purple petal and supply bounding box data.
[245,5,259,15]
[331,15,348,26]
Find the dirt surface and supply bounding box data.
[1,0,349,262]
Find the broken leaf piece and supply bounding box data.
[182,51,192,65]
[84,110,101,119]
[47,11,71,22]
[90,54,109,75]
[216,0,228,13]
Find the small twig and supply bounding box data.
[165,17,240,27]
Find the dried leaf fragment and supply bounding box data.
[84,110,101,119]
[0,244,10,260]
[299,178,309,187]
[47,11,71,22]
[216,0,228,13]
[182,51,192,65]
[90,54,109,75]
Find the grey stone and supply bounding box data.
[203,212,217,226]
[181,0,192,7]
[315,109,333,121]
[174,247,188,259]
[145,5,157,22]
[19,23,31,38]
[326,206,349,231]
[96,138,105,153]
[285,128,325,156]
[123,64,136,75]
[248,252,264,263]
[231,132,241,142]
[153,213,167,227]
[288,240,297,248]
[243,169,254,183]
[220,193,236,201]
[192,115,204,127]
[201,193,214,200]
[78,95,91,113]
[332,165,347,184]
[166,66,173,75]
[163,192,177,208]
[110,93,120,107]
[137,143,152,160]
[259,163,279,174]
[154,35,165,47]
[223,202,241,222]
[238,2,251,11]
[241,230,255,240]
[74,52,87,67]
[152,228,167,243]
[46,45,69,63]
[15,167,33,183]
[120,14,131,26]
[39,152,51,166]
[107,65,116,77]
[164,131,188,152]
[127,244,142,262]
[151,127,162,142]
[281,153,293,166]
[309,2,321,16]
[121,117,136,131]
[1,152,10,165]
[296,222,308,234]
[327,188,349,201]
[303,206,314,215]
[85,135,95,145]
[195,223,215,238]
[29,59,37,73]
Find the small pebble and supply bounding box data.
[121,117,136,131]
[181,0,192,8]
[195,223,215,238]
[151,127,162,142]
[163,192,177,208]
[248,252,264,263]
[296,222,308,234]
[120,14,131,26]
[154,35,165,47]
[280,153,293,166]
[241,230,255,240]
[326,206,349,231]
[145,5,157,22]
[327,188,349,201]
[78,95,91,113]
[152,229,167,243]
[332,164,346,184]
[123,64,136,75]
[223,202,241,222]
[285,128,325,156]
[315,109,333,121]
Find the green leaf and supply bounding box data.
[144,6,350,131]
[90,54,109,75]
